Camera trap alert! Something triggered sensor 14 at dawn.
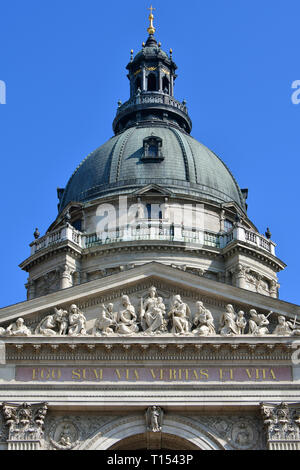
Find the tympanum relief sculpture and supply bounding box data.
[1,287,299,338]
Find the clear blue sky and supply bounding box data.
[0,0,299,308]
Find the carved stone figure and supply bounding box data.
[168,295,191,335]
[93,303,117,336]
[236,311,247,335]
[219,304,239,336]
[248,309,271,336]
[35,314,58,336]
[68,305,87,336]
[140,287,167,335]
[273,315,300,336]
[0,327,5,336]
[6,318,32,337]
[146,406,163,432]
[193,301,216,336]
[115,295,139,335]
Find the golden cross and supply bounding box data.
[148,5,156,15]
[147,5,156,35]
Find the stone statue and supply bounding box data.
[140,287,167,335]
[115,295,139,335]
[193,301,216,336]
[236,311,247,335]
[0,327,5,336]
[146,406,163,433]
[248,309,271,336]
[35,314,58,336]
[273,315,300,336]
[93,303,117,336]
[6,318,32,337]
[219,304,239,336]
[68,305,87,336]
[168,295,191,335]
[54,308,69,335]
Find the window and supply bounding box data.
[147,73,157,91]
[224,219,233,232]
[141,136,164,163]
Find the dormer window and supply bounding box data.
[141,136,164,162]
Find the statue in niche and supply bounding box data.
[219,304,239,336]
[146,406,163,433]
[273,315,300,336]
[68,304,87,336]
[236,311,247,335]
[6,318,32,337]
[140,287,168,335]
[93,303,117,336]
[248,309,272,336]
[168,295,191,335]
[193,301,216,336]
[115,295,139,335]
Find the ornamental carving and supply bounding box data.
[1,402,48,443]
[261,402,300,449]
[1,288,299,338]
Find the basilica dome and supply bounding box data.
[58,125,246,213]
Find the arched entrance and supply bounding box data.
[108,432,200,450]
[79,416,227,450]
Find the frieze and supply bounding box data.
[1,286,299,339]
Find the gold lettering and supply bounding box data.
[134,369,139,381]
[40,368,50,380]
[32,369,37,380]
[126,369,130,380]
[185,369,189,381]
[178,369,182,380]
[93,369,103,381]
[160,369,164,380]
[72,369,81,380]
[270,369,277,380]
[245,369,253,379]
[52,369,61,380]
[150,369,156,379]
[256,369,266,380]
[169,369,177,380]
[200,369,209,380]
[115,369,122,380]
[219,368,234,381]
[193,370,199,380]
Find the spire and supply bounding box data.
[147,5,156,36]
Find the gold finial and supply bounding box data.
[147,5,156,35]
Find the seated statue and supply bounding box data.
[115,295,139,335]
[93,303,117,336]
[68,305,87,336]
[168,295,191,335]
[273,315,300,336]
[6,318,31,337]
[193,301,216,336]
[248,309,271,336]
[140,287,167,335]
[219,304,239,336]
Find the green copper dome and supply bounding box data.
[58,125,246,213]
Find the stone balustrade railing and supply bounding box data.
[30,225,84,255]
[116,91,189,116]
[30,222,276,257]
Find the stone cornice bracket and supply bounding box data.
[1,402,48,451]
[261,402,300,450]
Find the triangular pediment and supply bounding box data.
[133,184,173,197]
[0,262,299,338]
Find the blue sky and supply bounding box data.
[0,0,299,308]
